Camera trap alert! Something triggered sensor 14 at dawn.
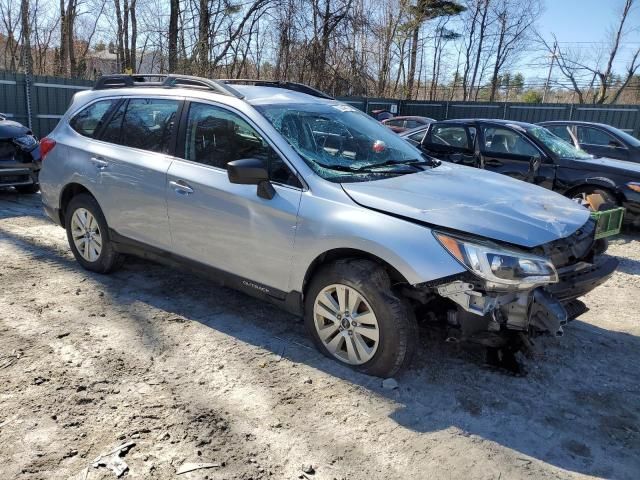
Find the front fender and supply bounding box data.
[288,191,466,292]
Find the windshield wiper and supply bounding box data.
[315,162,413,175]
[360,157,440,171]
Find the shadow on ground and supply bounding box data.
[1,193,639,480]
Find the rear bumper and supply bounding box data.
[43,203,63,226]
[0,167,38,187]
[547,255,618,301]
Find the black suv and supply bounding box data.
[406,119,640,227]
[0,114,41,193]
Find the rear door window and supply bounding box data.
[69,99,118,138]
[119,98,180,154]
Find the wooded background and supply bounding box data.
[1,0,640,103]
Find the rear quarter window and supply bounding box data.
[69,99,118,138]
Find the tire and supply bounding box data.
[304,259,417,377]
[570,186,617,211]
[15,183,40,194]
[65,193,123,273]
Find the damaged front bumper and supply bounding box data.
[434,254,619,345]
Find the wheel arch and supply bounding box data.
[301,248,410,297]
[562,179,623,204]
[59,182,96,226]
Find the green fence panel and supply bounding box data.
[1,71,640,138]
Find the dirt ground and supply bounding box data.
[0,190,639,480]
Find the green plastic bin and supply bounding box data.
[590,207,625,239]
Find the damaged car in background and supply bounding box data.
[40,75,618,377]
[0,113,41,193]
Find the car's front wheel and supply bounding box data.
[305,259,417,377]
[65,193,122,273]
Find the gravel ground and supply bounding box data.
[1,190,639,480]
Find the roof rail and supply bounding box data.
[219,79,334,100]
[93,74,244,98]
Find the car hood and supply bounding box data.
[565,156,640,176]
[341,162,590,248]
[0,119,30,140]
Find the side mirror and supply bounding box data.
[608,140,623,149]
[227,158,275,200]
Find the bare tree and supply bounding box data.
[487,0,540,101]
[540,0,640,104]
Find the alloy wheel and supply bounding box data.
[313,284,380,365]
[70,208,103,262]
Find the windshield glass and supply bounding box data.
[255,102,433,182]
[528,126,593,159]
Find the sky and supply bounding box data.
[522,0,640,84]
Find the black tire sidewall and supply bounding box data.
[304,260,416,377]
[65,194,120,273]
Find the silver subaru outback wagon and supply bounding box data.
[39,75,617,376]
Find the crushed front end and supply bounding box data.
[414,219,618,371]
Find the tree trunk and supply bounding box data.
[406,25,419,99]
[58,0,67,75]
[168,0,179,72]
[197,0,209,75]
[130,0,137,73]
[20,0,32,76]
[114,0,125,71]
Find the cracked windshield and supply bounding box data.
[257,103,438,182]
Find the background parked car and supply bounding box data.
[408,119,640,227]
[0,114,42,193]
[382,115,435,133]
[371,109,394,121]
[538,121,640,163]
[400,125,430,146]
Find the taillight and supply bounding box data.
[40,137,56,160]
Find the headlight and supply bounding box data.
[13,135,38,151]
[627,182,640,193]
[434,232,558,288]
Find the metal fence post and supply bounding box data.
[24,73,33,130]
[445,101,450,120]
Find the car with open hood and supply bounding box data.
[39,76,617,376]
[407,119,640,228]
[0,114,42,193]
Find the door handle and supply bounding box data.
[90,157,109,169]
[169,180,194,195]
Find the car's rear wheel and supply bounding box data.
[305,259,417,377]
[65,193,122,273]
